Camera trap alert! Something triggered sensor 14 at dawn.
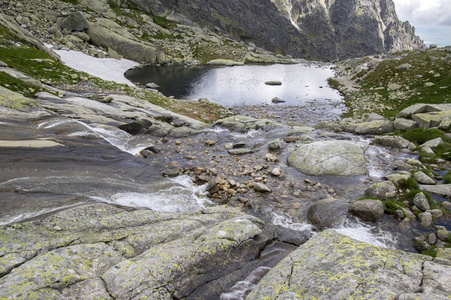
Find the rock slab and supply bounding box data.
[248,230,451,300]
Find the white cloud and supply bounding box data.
[393,0,451,26]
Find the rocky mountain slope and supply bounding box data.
[1,0,423,64]
[128,0,424,61]
[272,0,424,60]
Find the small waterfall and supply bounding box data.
[334,218,398,249]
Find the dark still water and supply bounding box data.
[124,63,343,107]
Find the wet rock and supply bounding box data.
[418,212,433,229]
[118,119,152,135]
[228,148,254,155]
[283,136,299,143]
[248,230,451,300]
[271,97,285,103]
[385,171,412,187]
[265,81,282,86]
[162,168,180,178]
[413,192,431,212]
[253,182,271,193]
[349,199,384,222]
[288,140,368,176]
[146,82,160,89]
[306,198,349,229]
[414,171,436,185]
[364,181,397,200]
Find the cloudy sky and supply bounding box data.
[392,0,451,46]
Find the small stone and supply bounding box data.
[265,153,279,162]
[442,201,451,210]
[284,137,299,143]
[205,140,216,146]
[428,209,443,219]
[428,232,437,245]
[418,212,433,229]
[268,140,282,151]
[424,82,435,88]
[265,81,282,86]
[271,168,281,177]
[175,140,182,146]
[271,97,286,103]
[53,226,62,231]
[253,182,271,193]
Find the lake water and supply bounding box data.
[124,63,343,107]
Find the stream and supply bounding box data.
[0,62,431,299]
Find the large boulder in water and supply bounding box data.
[288,140,368,176]
[349,199,384,222]
[247,230,451,300]
[307,198,349,229]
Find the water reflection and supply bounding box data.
[125,64,342,107]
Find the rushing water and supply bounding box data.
[125,63,343,107]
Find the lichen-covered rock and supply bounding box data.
[349,199,384,222]
[353,120,394,135]
[247,230,451,300]
[394,118,418,130]
[373,135,416,150]
[0,204,266,299]
[365,181,397,200]
[288,140,368,176]
[413,110,451,129]
[385,171,412,187]
[414,171,436,185]
[413,192,431,211]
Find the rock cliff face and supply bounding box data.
[128,0,424,61]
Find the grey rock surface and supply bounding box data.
[288,140,368,176]
[0,204,267,299]
[349,199,384,222]
[247,230,451,300]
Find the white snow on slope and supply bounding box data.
[53,49,139,86]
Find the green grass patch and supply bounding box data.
[335,49,451,118]
[420,246,437,258]
[444,171,451,184]
[383,199,406,214]
[402,128,451,145]
[151,16,177,30]
[59,0,78,4]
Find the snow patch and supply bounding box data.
[52,48,139,86]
